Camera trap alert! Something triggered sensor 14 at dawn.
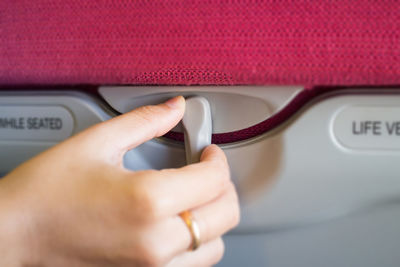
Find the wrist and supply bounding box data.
[0,176,41,266]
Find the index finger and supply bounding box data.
[72,96,185,160]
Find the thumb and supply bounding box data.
[80,96,185,157]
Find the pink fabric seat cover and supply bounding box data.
[1,1,399,86]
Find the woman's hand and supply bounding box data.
[0,96,240,267]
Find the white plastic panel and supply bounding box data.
[0,92,112,174]
[218,204,400,267]
[1,89,400,267]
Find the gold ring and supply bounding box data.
[179,210,201,251]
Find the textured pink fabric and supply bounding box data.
[1,1,400,86]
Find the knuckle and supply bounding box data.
[229,184,241,227]
[129,174,162,221]
[209,159,230,182]
[219,160,231,180]
[210,238,225,265]
[137,105,157,116]
[140,193,162,221]
[136,238,170,267]
[197,213,210,242]
[138,249,165,267]
[134,105,158,125]
[220,183,240,230]
[231,202,241,228]
[135,105,164,124]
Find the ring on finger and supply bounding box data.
[179,210,201,251]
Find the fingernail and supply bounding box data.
[165,96,184,109]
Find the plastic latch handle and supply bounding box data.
[182,97,212,164]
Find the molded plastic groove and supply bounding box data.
[165,88,325,144]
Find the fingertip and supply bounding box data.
[164,96,186,111]
[200,144,217,159]
[200,144,227,164]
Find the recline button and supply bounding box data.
[332,106,400,150]
[0,105,74,142]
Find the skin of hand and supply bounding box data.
[0,96,240,267]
